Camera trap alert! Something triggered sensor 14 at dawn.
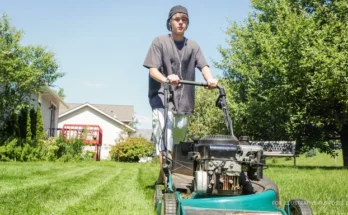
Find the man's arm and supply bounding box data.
[201,66,214,81]
[195,45,218,88]
[150,68,167,84]
[149,68,180,85]
[201,66,218,88]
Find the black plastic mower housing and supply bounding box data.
[194,135,241,159]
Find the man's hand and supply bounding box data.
[206,78,218,89]
[167,74,181,86]
[201,66,218,89]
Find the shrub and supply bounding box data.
[83,150,95,161]
[55,136,84,162]
[25,111,32,142]
[305,148,317,158]
[110,137,154,162]
[0,137,22,161]
[0,136,84,162]
[35,105,44,140]
[40,138,60,161]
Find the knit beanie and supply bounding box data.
[166,5,189,31]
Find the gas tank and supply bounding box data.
[195,135,241,159]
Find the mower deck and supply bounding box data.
[172,173,193,194]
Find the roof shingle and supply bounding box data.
[59,103,134,122]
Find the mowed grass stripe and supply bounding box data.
[1,161,347,214]
[44,168,122,215]
[0,165,96,195]
[137,163,159,201]
[0,162,91,178]
[0,162,94,193]
[265,167,348,215]
[62,163,157,215]
[0,166,110,215]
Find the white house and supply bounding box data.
[58,103,136,160]
[38,86,69,137]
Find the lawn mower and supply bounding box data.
[154,80,313,215]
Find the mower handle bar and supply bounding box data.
[179,80,221,89]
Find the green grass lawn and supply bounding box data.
[265,150,348,215]
[271,149,344,167]
[0,151,347,215]
[0,162,158,215]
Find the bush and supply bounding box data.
[0,136,84,162]
[305,148,317,158]
[55,136,84,162]
[40,136,83,162]
[0,137,41,161]
[0,137,22,161]
[40,138,60,161]
[110,137,154,162]
[83,150,95,161]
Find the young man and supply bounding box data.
[143,5,218,184]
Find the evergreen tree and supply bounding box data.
[30,107,36,139]
[26,111,32,142]
[35,105,45,140]
[12,111,20,137]
[19,108,27,139]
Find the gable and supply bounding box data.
[58,103,135,132]
[60,103,133,122]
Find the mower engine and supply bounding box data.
[189,135,264,196]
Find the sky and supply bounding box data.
[1,0,253,129]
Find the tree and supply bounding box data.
[18,107,28,140]
[35,105,45,140]
[215,0,348,165]
[25,110,32,142]
[187,79,236,138]
[30,107,36,139]
[0,14,64,128]
[3,110,19,138]
[56,88,66,100]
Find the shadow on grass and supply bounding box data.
[145,184,156,190]
[266,164,348,170]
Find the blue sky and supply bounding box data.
[1,0,252,129]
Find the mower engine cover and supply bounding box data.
[192,135,244,195]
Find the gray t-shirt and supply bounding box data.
[143,34,209,115]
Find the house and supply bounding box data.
[38,86,69,137]
[58,103,136,160]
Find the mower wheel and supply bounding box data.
[154,184,164,207]
[161,193,177,215]
[286,199,313,215]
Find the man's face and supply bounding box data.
[170,13,188,35]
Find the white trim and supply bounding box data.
[40,86,69,108]
[58,103,136,132]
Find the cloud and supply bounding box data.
[82,81,105,88]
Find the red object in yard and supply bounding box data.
[60,124,103,161]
